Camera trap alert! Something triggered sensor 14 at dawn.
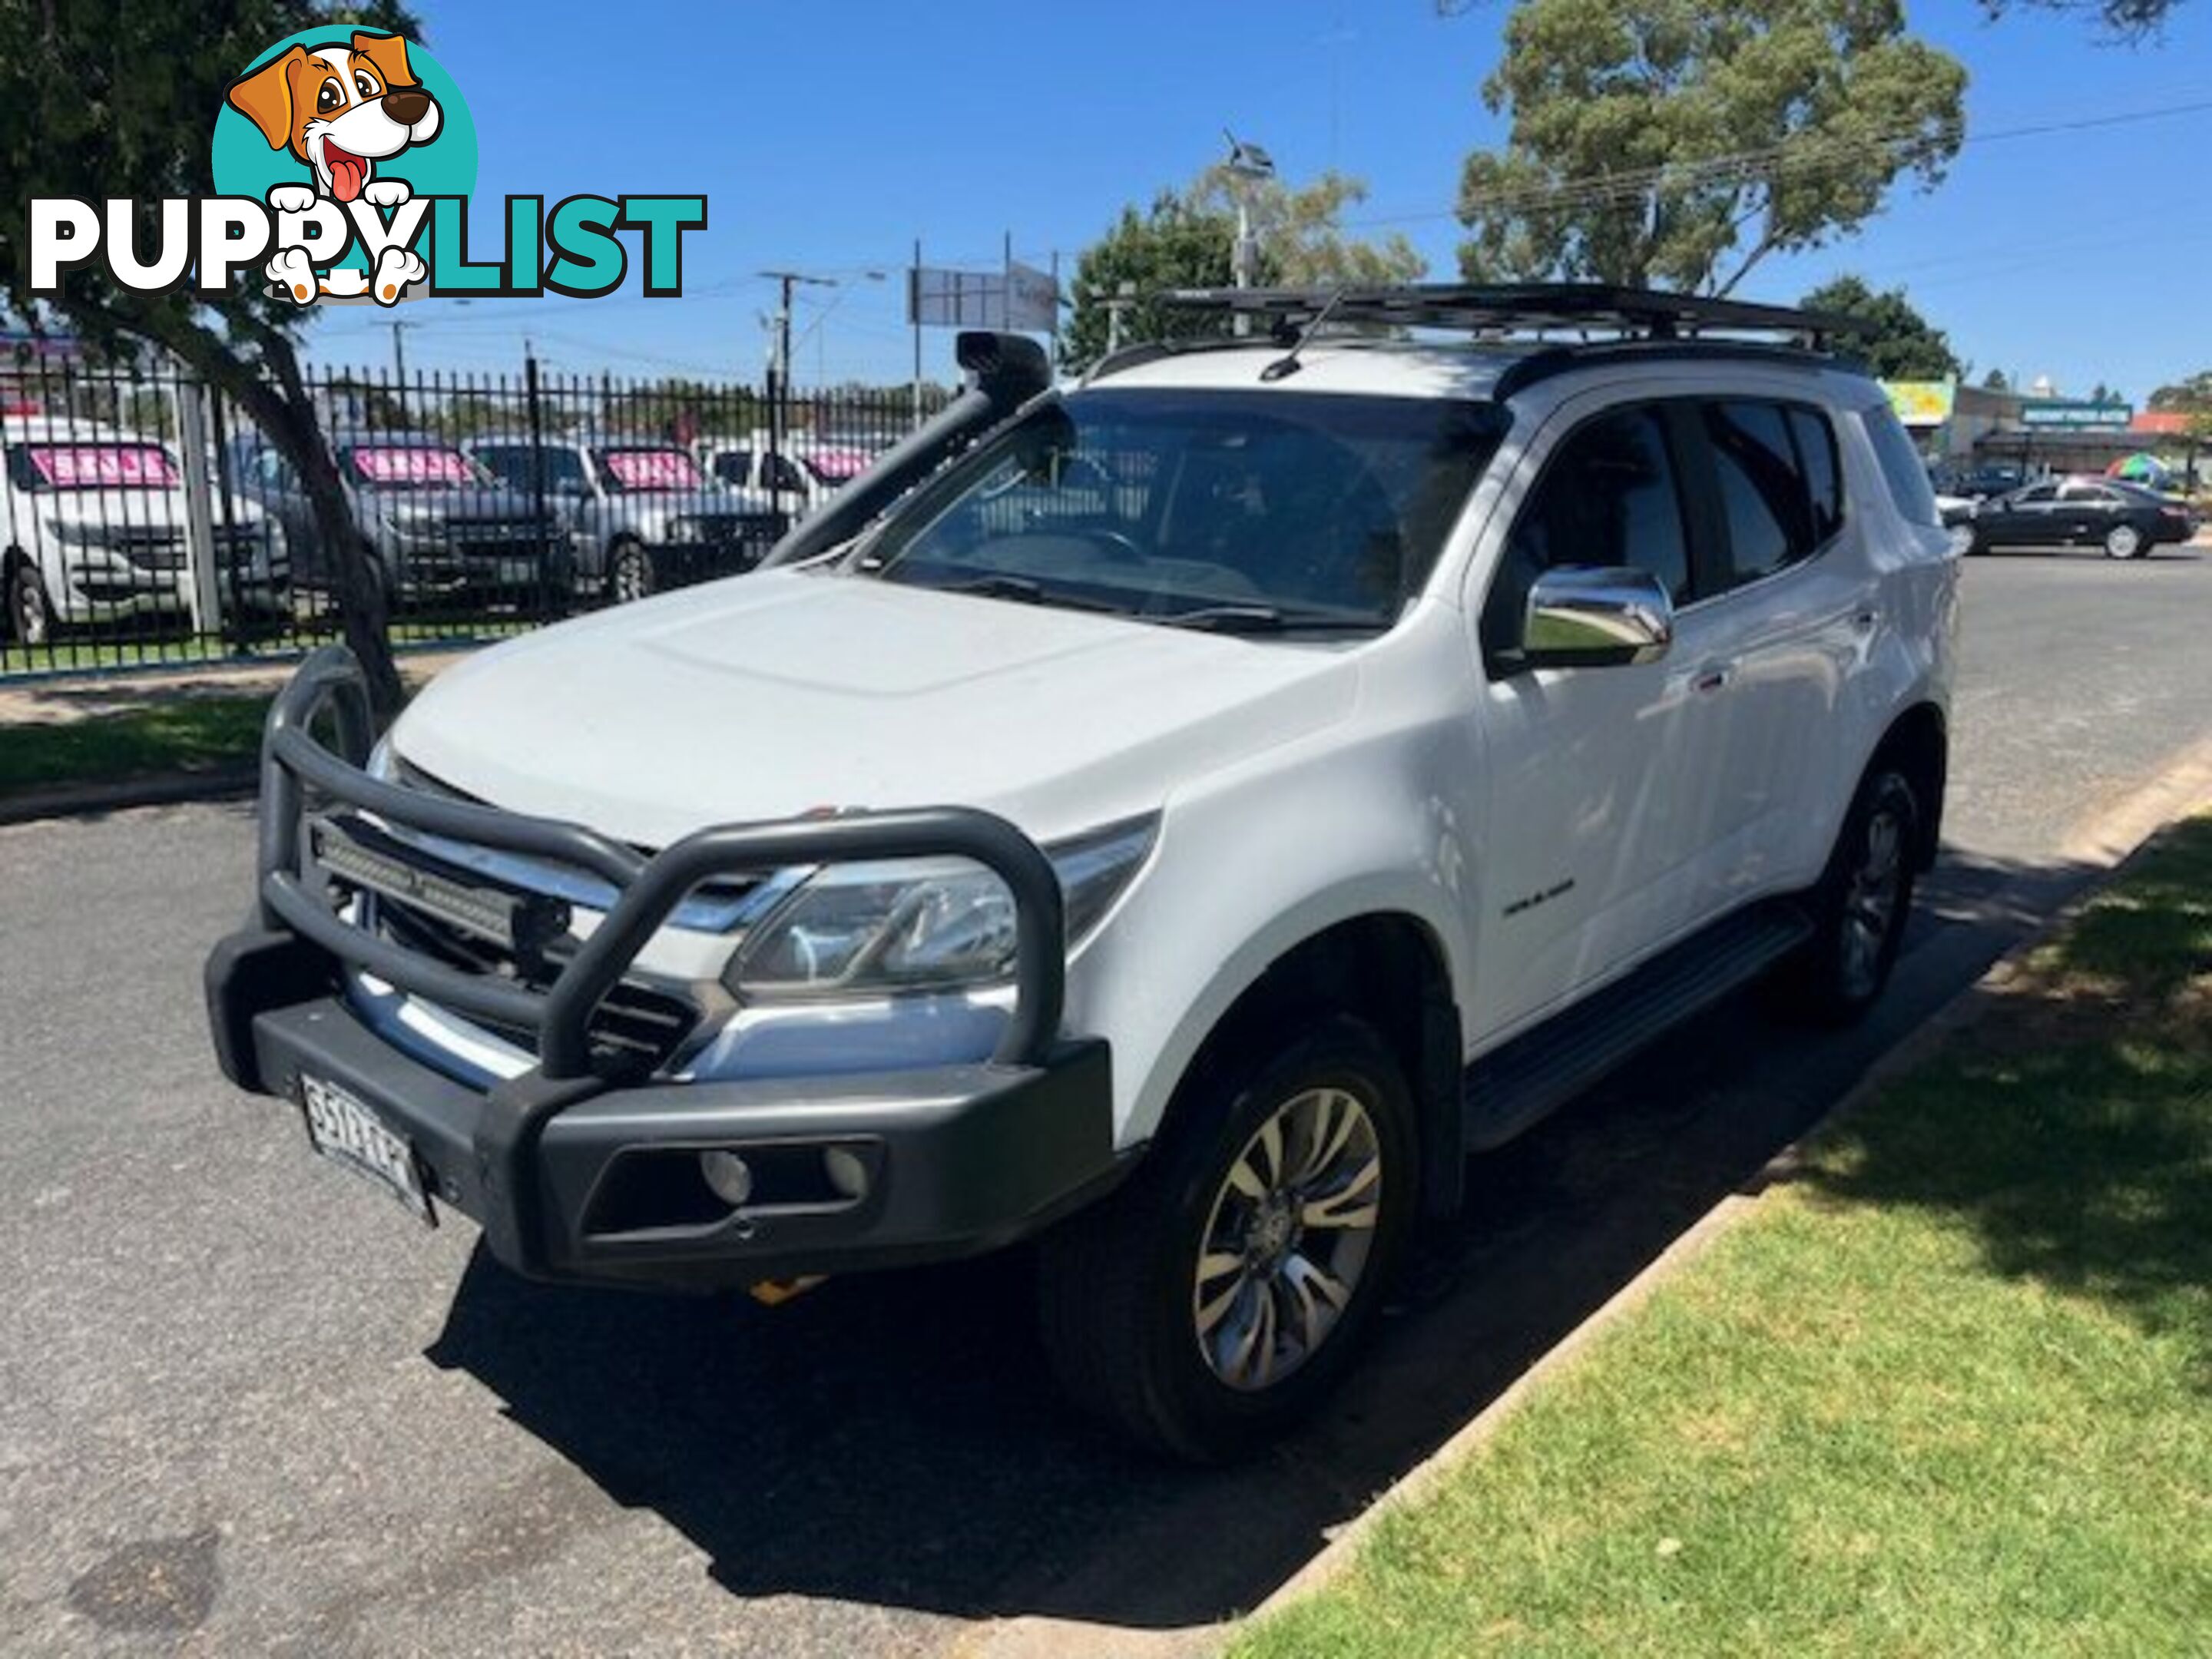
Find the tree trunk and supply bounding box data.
[159,323,405,720]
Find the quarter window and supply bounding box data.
[1863,403,1942,528]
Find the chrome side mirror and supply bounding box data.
[1522,566,1674,669]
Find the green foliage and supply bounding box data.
[1458,0,1967,296]
[1979,0,2189,33]
[1983,367,2012,391]
[0,0,419,711]
[1799,275,1961,380]
[2149,370,2212,411]
[1061,171,1425,371]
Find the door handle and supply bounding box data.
[1691,661,1734,694]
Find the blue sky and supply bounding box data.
[303,0,2212,403]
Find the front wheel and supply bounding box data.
[1036,1016,1416,1462]
[2104,522,2146,560]
[1780,767,1921,1026]
[608,540,655,604]
[6,560,57,647]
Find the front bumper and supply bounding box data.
[207,645,1115,1290]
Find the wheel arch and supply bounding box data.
[1867,700,1947,872]
[1155,911,1465,1230]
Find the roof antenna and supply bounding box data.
[1260,290,1347,382]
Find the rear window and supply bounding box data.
[1863,405,1940,528]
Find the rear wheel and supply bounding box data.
[1781,767,1921,1026]
[2104,522,2145,560]
[6,559,56,647]
[1037,1016,1416,1462]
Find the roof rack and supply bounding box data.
[1157,283,1867,352]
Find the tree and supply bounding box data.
[0,2,414,714]
[1061,170,1425,370]
[1982,368,2012,392]
[2148,372,2212,412]
[1456,0,1967,296]
[1799,276,1961,381]
[1979,0,2189,33]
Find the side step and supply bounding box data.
[1462,902,1814,1151]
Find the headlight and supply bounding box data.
[49,518,107,547]
[665,516,702,545]
[727,813,1157,999]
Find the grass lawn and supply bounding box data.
[0,694,270,795]
[1240,820,2212,1658]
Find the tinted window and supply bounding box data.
[1485,405,1690,660]
[1788,407,1843,542]
[1863,404,1940,528]
[1705,402,1813,584]
[875,389,1502,631]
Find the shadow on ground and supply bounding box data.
[426,843,2107,1632]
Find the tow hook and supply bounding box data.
[747,1275,827,1307]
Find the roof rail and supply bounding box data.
[1157,283,1867,352]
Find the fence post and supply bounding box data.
[173,360,223,644]
[523,348,563,618]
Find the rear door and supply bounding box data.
[1673,397,1884,906]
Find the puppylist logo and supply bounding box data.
[26,28,704,307]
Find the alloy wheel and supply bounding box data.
[1838,803,1906,1001]
[1192,1085,1382,1392]
[2106,523,2143,559]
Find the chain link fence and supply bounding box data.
[0,346,933,678]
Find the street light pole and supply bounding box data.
[758,270,835,488]
[1222,130,1277,338]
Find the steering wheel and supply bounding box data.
[1078,527,1147,565]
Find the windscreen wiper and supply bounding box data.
[933,574,1123,614]
[1154,603,1384,636]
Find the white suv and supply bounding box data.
[208,287,1956,1460]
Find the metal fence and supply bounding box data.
[0,348,935,679]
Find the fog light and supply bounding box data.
[823,1146,869,1201]
[699,1149,754,1207]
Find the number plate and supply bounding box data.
[299,1075,435,1227]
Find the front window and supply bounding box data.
[8,442,180,491]
[596,447,705,492]
[347,445,478,488]
[863,389,1502,634]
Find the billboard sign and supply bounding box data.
[1883,380,1956,427]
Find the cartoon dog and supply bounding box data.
[226,32,439,305]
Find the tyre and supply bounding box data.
[6,559,57,647]
[1780,766,1921,1026]
[1036,1015,1416,1462]
[608,540,654,604]
[2104,522,2145,560]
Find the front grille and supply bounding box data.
[111,531,185,571]
[452,535,557,562]
[695,512,786,547]
[377,892,703,1071]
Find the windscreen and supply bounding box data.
[865,389,1502,633]
[349,445,476,487]
[598,448,704,491]
[16,442,180,489]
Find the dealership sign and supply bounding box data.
[2018,399,2134,429]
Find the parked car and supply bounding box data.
[1930,460,2026,502]
[465,435,786,601]
[698,433,876,521]
[1965,474,2194,559]
[231,430,571,608]
[208,289,1955,1460]
[2,415,286,645]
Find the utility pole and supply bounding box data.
[759,269,836,487]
